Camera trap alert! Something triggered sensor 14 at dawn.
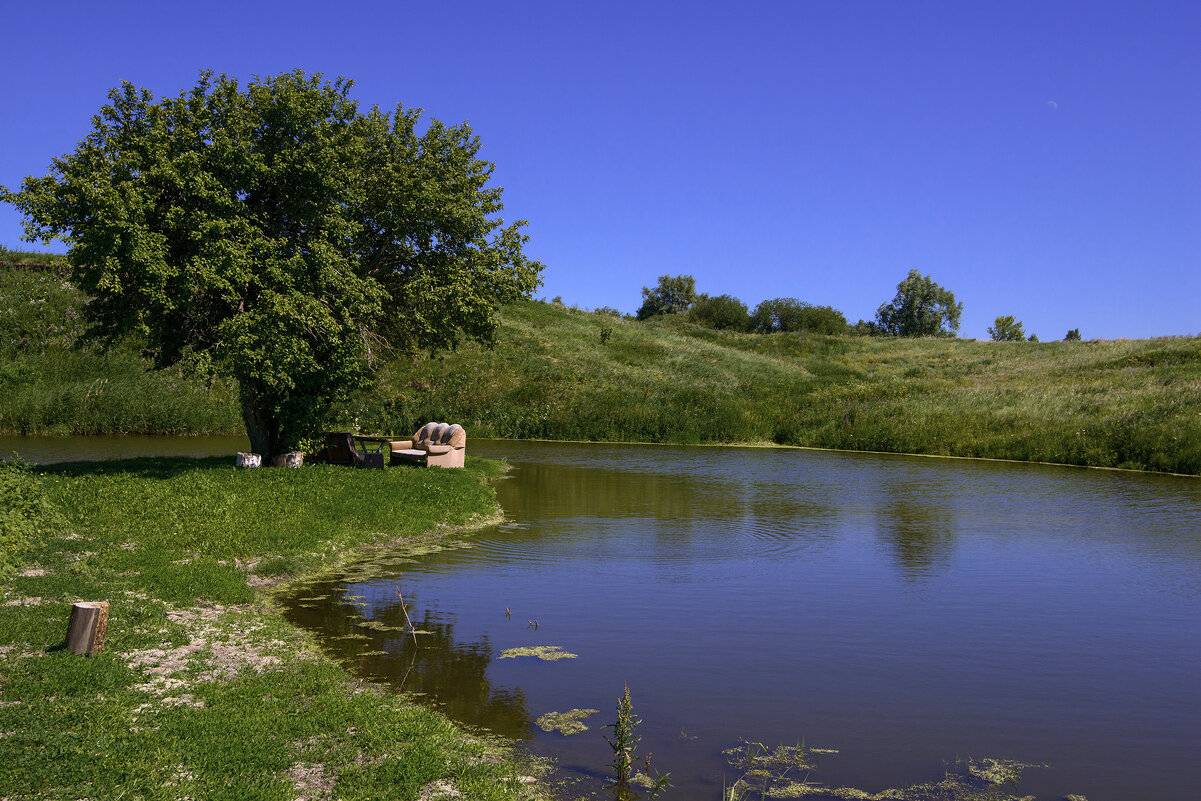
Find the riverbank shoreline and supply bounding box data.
[4,264,1199,475]
[495,435,1201,480]
[7,432,1200,485]
[0,456,552,801]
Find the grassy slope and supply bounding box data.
[0,458,548,801]
[2,260,1198,474]
[0,262,242,436]
[383,301,1201,475]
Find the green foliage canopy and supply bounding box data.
[988,315,1026,341]
[849,319,883,336]
[3,71,542,459]
[636,274,696,319]
[751,297,847,334]
[689,293,750,331]
[875,270,963,337]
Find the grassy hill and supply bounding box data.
[377,301,1201,474]
[2,258,1199,474]
[0,258,242,436]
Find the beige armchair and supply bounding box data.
[390,422,466,468]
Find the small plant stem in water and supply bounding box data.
[395,582,419,648]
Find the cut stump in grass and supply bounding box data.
[66,601,110,656]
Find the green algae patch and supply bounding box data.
[966,758,1041,786]
[724,741,1047,801]
[499,645,578,661]
[355,620,410,632]
[535,708,598,735]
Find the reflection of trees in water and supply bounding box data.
[499,461,840,541]
[285,586,532,740]
[876,498,955,580]
[497,461,715,521]
[389,608,531,740]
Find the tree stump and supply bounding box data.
[271,451,305,468]
[66,601,110,656]
[235,452,262,468]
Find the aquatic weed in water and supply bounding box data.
[605,683,670,800]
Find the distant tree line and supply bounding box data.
[627,271,1084,342]
[632,269,961,337]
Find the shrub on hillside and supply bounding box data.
[689,293,750,331]
[988,315,1026,342]
[849,319,884,336]
[795,304,848,334]
[752,298,847,334]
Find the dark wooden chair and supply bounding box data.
[321,432,387,468]
[352,435,388,469]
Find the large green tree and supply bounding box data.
[636,274,696,320]
[3,71,542,460]
[874,270,962,337]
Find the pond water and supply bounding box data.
[6,436,1199,799]
[279,441,1201,801]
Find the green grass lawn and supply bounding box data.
[0,457,549,801]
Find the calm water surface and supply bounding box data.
[278,441,1201,801]
[8,436,1198,799]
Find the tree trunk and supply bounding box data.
[240,387,281,464]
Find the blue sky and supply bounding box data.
[1,1,1197,339]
